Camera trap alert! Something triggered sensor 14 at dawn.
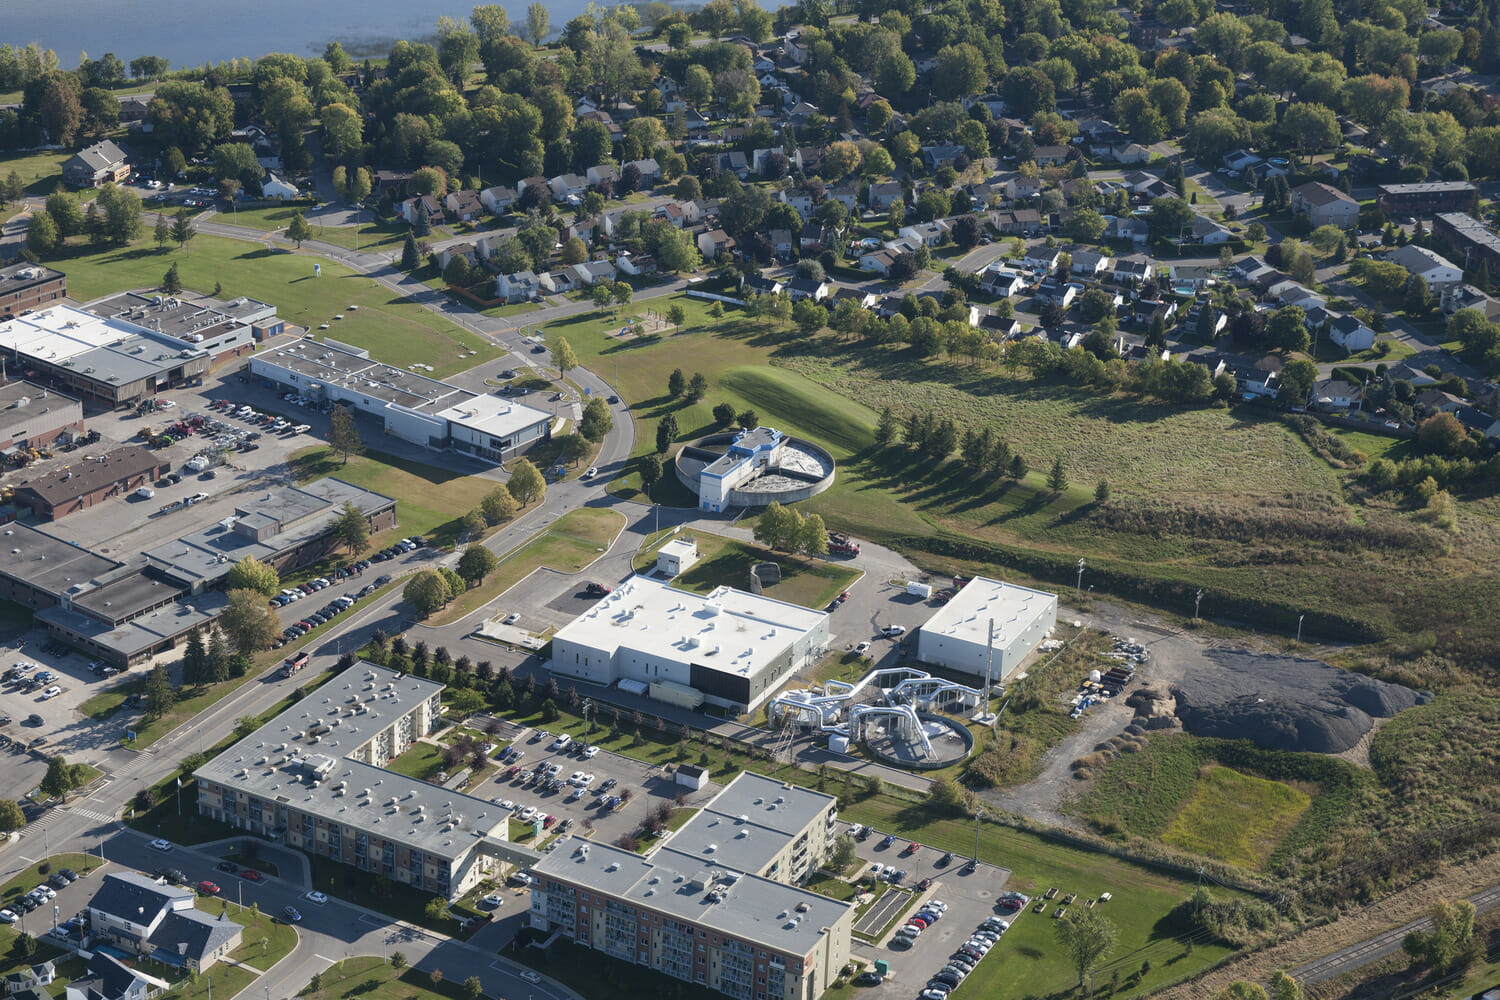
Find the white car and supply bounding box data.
[519,971,541,984]
[568,771,586,785]
[582,745,599,759]
[854,641,871,656]
[40,686,60,699]
[304,891,329,904]
[582,467,597,479]
[149,839,173,852]
[550,734,571,750]
[578,773,595,786]
[0,910,15,924]
[880,625,907,637]
[503,613,520,625]
[518,806,537,822]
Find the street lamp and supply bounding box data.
[1074,559,1086,599]
[1194,588,1204,622]
[972,805,985,867]
[1297,614,1305,644]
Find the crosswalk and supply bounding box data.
[67,808,116,824]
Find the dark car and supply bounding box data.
[879,834,895,849]
[607,395,619,404]
[937,851,953,867]
[216,861,238,873]
[57,869,78,883]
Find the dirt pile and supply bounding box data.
[1170,648,1429,754]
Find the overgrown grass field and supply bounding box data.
[1160,765,1312,868]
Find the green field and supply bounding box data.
[224,204,409,253]
[632,529,860,610]
[43,234,500,379]
[0,149,74,195]
[298,956,517,1000]
[194,896,299,967]
[427,506,626,625]
[1160,766,1312,868]
[288,446,499,549]
[386,741,446,780]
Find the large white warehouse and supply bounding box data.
[550,575,830,713]
[916,576,1057,682]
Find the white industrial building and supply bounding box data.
[249,339,551,464]
[549,575,830,713]
[916,577,1057,682]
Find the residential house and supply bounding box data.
[585,164,618,189]
[1103,141,1151,163]
[578,109,623,141]
[371,169,412,196]
[1455,405,1500,437]
[826,181,859,211]
[1233,255,1278,286]
[517,177,552,203]
[868,182,904,212]
[792,146,824,174]
[495,271,539,303]
[1112,258,1152,284]
[65,953,168,1000]
[1290,181,1359,229]
[979,264,1026,297]
[479,185,516,215]
[831,287,879,310]
[1388,362,1438,387]
[787,277,830,301]
[569,260,617,286]
[799,222,826,253]
[1268,279,1325,310]
[1036,278,1080,308]
[1389,244,1464,292]
[1023,247,1062,272]
[923,145,966,171]
[1169,264,1216,289]
[1328,314,1376,352]
[260,173,297,199]
[898,222,949,247]
[1187,215,1232,244]
[1222,149,1262,174]
[859,248,900,276]
[538,271,577,294]
[1134,298,1178,324]
[719,152,751,178]
[652,201,694,228]
[444,189,484,223]
[625,158,661,184]
[1006,176,1042,202]
[436,242,477,271]
[548,174,589,200]
[1185,307,1228,339]
[750,148,782,173]
[1119,171,1166,195]
[1180,349,1229,379]
[1034,145,1071,166]
[1108,215,1150,246]
[697,230,735,260]
[5,962,55,994]
[117,97,150,126]
[563,217,598,243]
[874,295,905,318]
[86,872,241,973]
[398,195,443,226]
[63,140,130,187]
[617,253,658,276]
[768,228,795,259]
[974,309,1022,340]
[1237,368,1280,400]
[780,187,815,215]
[1416,388,1468,413]
[1311,377,1361,411]
[742,274,785,296]
[1070,251,1113,279]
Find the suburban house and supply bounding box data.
[1007,176,1042,201]
[1108,215,1150,246]
[517,177,551,203]
[625,157,661,183]
[548,174,589,200]
[697,230,736,260]
[398,195,443,226]
[831,287,879,310]
[1389,244,1464,292]
[1268,279,1325,310]
[585,164,618,188]
[1291,182,1359,229]
[479,185,516,215]
[64,952,168,1000]
[1187,215,1232,244]
[868,182,904,211]
[260,173,297,199]
[1329,314,1376,352]
[826,181,860,210]
[436,242,477,270]
[538,271,576,294]
[1455,405,1500,437]
[616,253,658,276]
[1388,362,1438,386]
[787,277,830,301]
[4,962,55,994]
[923,145,966,170]
[1416,388,1468,412]
[495,270,539,303]
[1169,264,1216,289]
[768,228,795,259]
[742,274,785,297]
[1238,368,1280,400]
[1233,255,1278,286]
[63,140,130,187]
[1112,258,1152,284]
[1023,247,1062,272]
[444,189,484,222]
[1223,149,1262,174]
[898,222,949,247]
[1034,145,1071,166]
[86,872,242,973]
[980,264,1026,297]
[1311,378,1361,411]
[1070,251,1113,278]
[1036,278,1080,308]
[568,259,617,286]
[859,248,900,276]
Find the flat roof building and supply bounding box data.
[549,575,830,713]
[249,339,550,464]
[1434,212,1500,274]
[87,292,284,364]
[1377,181,1477,215]
[0,380,84,454]
[196,664,525,899]
[915,576,1057,683]
[12,445,168,521]
[0,303,210,407]
[656,772,839,885]
[0,264,66,319]
[530,774,852,1000]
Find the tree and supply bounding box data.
[1094,479,1111,502]
[39,756,81,800]
[639,454,662,496]
[0,799,24,833]
[1047,457,1068,493]
[1278,358,1318,406]
[145,663,175,720]
[404,570,457,617]
[1403,900,1478,974]
[754,502,799,551]
[656,413,679,454]
[464,976,484,1000]
[951,215,982,250]
[457,545,500,587]
[328,404,364,465]
[25,211,58,256]
[798,513,829,556]
[154,213,171,251]
[1,172,25,207]
[525,2,552,45]
[171,208,195,249]
[1417,412,1466,455]
[226,556,279,596]
[668,368,686,398]
[1269,972,1302,1000]
[875,407,898,447]
[713,402,736,428]
[159,262,184,296]
[1214,985,1269,1000]
[332,501,370,556]
[400,234,420,270]
[1266,306,1309,354]
[219,588,281,653]
[552,337,578,381]
[1055,908,1118,993]
[737,410,759,430]
[580,398,613,441]
[926,776,966,816]
[830,834,857,873]
[507,458,546,506]
[481,487,519,525]
[390,952,407,973]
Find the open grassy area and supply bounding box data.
[298,956,499,1000]
[632,529,860,610]
[287,446,498,550]
[224,204,408,253]
[42,234,500,379]
[514,938,727,1000]
[193,896,299,967]
[79,678,144,720]
[427,507,625,625]
[1160,766,1312,868]
[0,149,73,195]
[386,741,445,781]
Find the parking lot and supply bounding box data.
[0,636,143,765]
[841,821,1018,1000]
[483,726,722,850]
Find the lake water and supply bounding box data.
[6,0,597,69]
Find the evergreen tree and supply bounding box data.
[1094,479,1111,502]
[145,663,175,720]
[182,627,207,687]
[400,233,420,270]
[170,208,195,248]
[162,262,182,294]
[154,213,171,250]
[1047,456,1068,492]
[413,200,432,238]
[1009,453,1029,479]
[667,368,686,397]
[988,438,1013,475]
[207,626,231,684]
[1476,259,1492,293]
[328,404,364,464]
[874,407,897,447]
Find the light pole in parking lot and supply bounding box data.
[972,805,985,867]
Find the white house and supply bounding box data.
[787,277,830,301]
[586,164,618,188]
[860,248,900,276]
[1070,251,1112,278]
[1223,149,1262,173]
[479,185,516,215]
[496,270,539,303]
[260,172,297,199]
[548,174,589,200]
[617,253,658,276]
[1291,181,1359,229]
[538,270,577,294]
[1112,258,1152,284]
[399,195,443,226]
[780,187,815,215]
[625,158,661,183]
[980,264,1026,297]
[1006,176,1042,201]
[569,259,617,285]
[1329,314,1376,352]
[1312,377,1360,411]
[1389,244,1464,292]
[868,182,904,211]
[898,222,949,247]
[1188,215,1232,244]
[1268,279,1325,310]
[1023,247,1062,272]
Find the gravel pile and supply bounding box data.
[1171,648,1430,754]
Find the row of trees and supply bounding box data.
[753,501,830,555]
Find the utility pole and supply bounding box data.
[1193,588,1204,622]
[1297,614,1304,644]
[973,805,985,866]
[1075,559,1086,599]
[980,618,995,725]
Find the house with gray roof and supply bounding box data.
[63,140,130,187]
[86,872,241,972]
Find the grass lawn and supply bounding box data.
[296,956,482,1000]
[0,149,73,195]
[386,741,445,781]
[1160,766,1311,868]
[44,234,500,379]
[194,896,299,967]
[79,678,144,720]
[426,507,626,625]
[1326,426,1413,462]
[225,204,408,253]
[287,447,498,550]
[514,938,727,1000]
[633,530,860,610]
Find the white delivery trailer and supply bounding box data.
[906,581,933,599]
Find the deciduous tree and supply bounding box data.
[328,404,364,465]
[507,458,546,506]
[226,556,279,595]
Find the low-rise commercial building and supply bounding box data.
[0,264,66,319]
[529,774,852,1000]
[1377,182,1477,216]
[1434,212,1500,275]
[0,303,210,408]
[195,664,524,899]
[88,292,284,364]
[0,380,84,454]
[250,339,550,464]
[915,576,1057,683]
[549,575,830,714]
[12,445,168,521]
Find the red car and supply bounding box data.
[197,880,220,895]
[905,841,921,855]
[239,869,264,882]
[543,814,557,828]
